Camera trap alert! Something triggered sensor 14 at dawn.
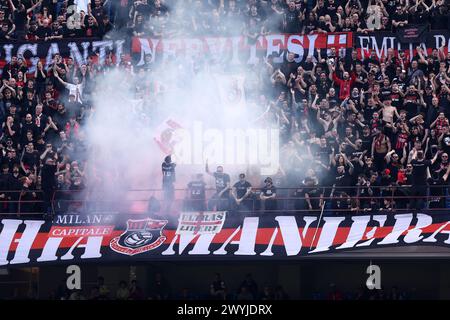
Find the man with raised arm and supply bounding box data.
[54,69,84,104]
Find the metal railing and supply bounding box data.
[0,184,449,216]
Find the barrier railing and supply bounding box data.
[0,184,448,216]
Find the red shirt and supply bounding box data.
[333,72,355,100]
[65,121,79,138]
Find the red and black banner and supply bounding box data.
[0,38,128,75]
[2,211,450,267]
[131,32,353,66]
[0,33,354,75]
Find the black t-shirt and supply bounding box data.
[20,184,35,211]
[410,159,431,185]
[404,92,419,112]
[21,150,39,169]
[336,194,352,210]
[316,78,331,97]
[36,26,51,38]
[261,185,276,197]
[233,180,252,199]
[385,0,398,15]
[380,86,392,101]
[295,184,322,209]
[358,181,372,206]
[431,12,449,30]
[53,111,69,131]
[213,172,230,193]
[325,2,337,16]
[428,177,445,197]
[21,98,37,117]
[161,162,175,184]
[13,8,27,31]
[390,92,403,108]
[285,9,300,32]
[301,61,314,72]
[393,12,407,24]
[21,121,38,138]
[0,172,16,193]
[0,29,10,40]
[432,159,448,177]
[334,169,351,187]
[51,27,64,38]
[2,62,19,80]
[347,146,364,161]
[99,21,113,37]
[353,71,367,90]
[313,144,332,165]
[360,134,373,153]
[303,19,317,34]
[92,6,107,21]
[187,181,206,199]
[306,187,322,209]
[41,163,57,190]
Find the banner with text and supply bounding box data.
[131,32,353,66]
[2,211,450,267]
[355,30,450,59]
[0,38,128,74]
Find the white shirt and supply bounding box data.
[65,83,84,103]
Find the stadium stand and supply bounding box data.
[0,0,449,216]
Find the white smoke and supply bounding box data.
[83,1,282,213]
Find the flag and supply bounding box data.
[153,118,184,156]
[326,33,348,49]
[214,74,246,109]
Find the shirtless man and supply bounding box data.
[312,95,340,135]
[381,98,400,125]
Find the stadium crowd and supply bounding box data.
[38,272,416,300]
[0,0,449,215]
[44,273,292,300]
[0,0,448,40]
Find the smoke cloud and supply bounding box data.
[82,1,282,214]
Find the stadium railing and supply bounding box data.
[0,184,448,216]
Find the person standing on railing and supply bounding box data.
[205,160,230,211]
[161,155,175,212]
[18,175,34,215]
[41,153,57,219]
[0,164,12,213]
[20,142,39,176]
[409,150,433,211]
